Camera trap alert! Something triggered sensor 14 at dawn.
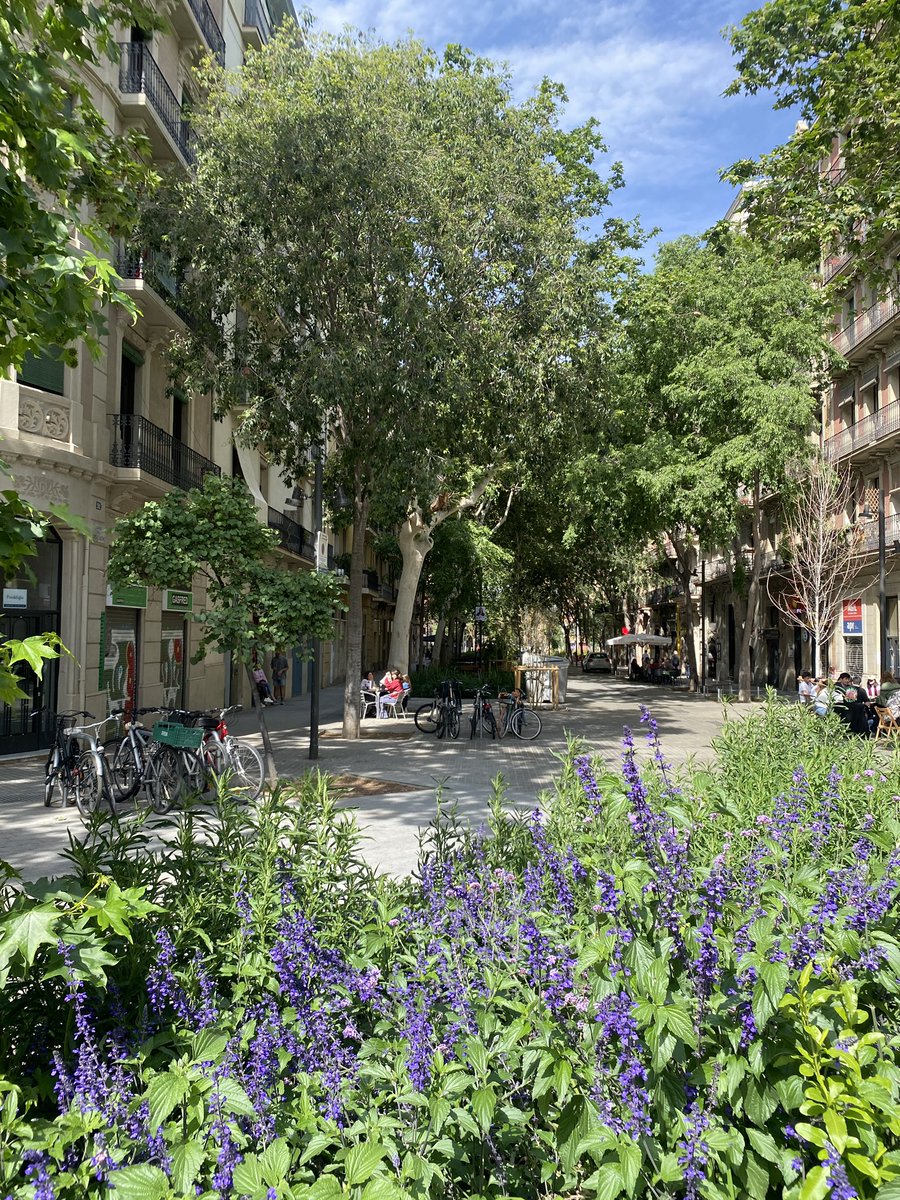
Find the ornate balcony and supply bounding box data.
[267,508,315,559]
[823,401,900,462]
[115,245,198,330]
[118,43,196,166]
[831,294,900,357]
[169,0,226,65]
[110,415,220,490]
[242,0,272,47]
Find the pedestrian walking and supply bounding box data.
[271,649,289,704]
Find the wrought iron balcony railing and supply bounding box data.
[823,401,900,462]
[267,508,315,559]
[831,294,900,356]
[115,245,199,329]
[110,414,220,490]
[118,43,196,165]
[185,0,225,64]
[243,0,272,42]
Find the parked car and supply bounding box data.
[582,652,612,674]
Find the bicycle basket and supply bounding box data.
[152,721,203,749]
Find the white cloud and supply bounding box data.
[306,0,784,237]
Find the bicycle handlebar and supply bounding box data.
[31,708,93,722]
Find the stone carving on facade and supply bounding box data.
[18,395,70,442]
[14,475,70,505]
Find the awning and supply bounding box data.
[606,633,672,647]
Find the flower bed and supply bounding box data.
[1,702,900,1198]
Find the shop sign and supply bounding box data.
[842,598,863,635]
[2,588,27,609]
[106,583,148,609]
[164,589,193,613]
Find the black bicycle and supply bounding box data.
[40,710,114,819]
[497,689,542,740]
[414,679,461,740]
[469,686,498,741]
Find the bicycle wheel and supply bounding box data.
[512,707,542,740]
[414,701,440,734]
[147,746,186,814]
[484,708,497,740]
[71,752,110,820]
[215,739,264,802]
[105,735,140,801]
[446,706,460,740]
[43,746,61,807]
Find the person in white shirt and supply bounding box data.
[798,670,814,704]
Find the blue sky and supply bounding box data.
[310,0,796,257]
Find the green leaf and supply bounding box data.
[800,1166,830,1200]
[145,1071,189,1131]
[823,1109,848,1154]
[361,1179,403,1200]
[233,1157,265,1194]
[619,1141,641,1196]
[260,1138,291,1185]
[218,1077,256,1116]
[345,1142,387,1187]
[0,908,59,968]
[472,1086,496,1132]
[743,1150,771,1200]
[747,1129,779,1160]
[593,1161,623,1200]
[171,1142,205,1195]
[795,1122,827,1149]
[875,1180,900,1199]
[664,1002,697,1046]
[299,1132,336,1166]
[307,1177,342,1200]
[106,1163,170,1200]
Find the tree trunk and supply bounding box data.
[433,615,446,666]
[245,663,277,785]
[343,490,369,737]
[737,485,764,703]
[388,511,432,673]
[561,622,572,660]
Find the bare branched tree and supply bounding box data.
[768,456,864,676]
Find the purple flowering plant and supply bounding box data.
[2,706,900,1198]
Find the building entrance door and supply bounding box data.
[0,530,62,754]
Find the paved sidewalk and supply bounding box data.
[0,675,730,881]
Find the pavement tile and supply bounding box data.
[0,675,729,881]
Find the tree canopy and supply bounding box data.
[724,0,900,284]
[613,232,837,695]
[0,0,157,372]
[151,20,637,730]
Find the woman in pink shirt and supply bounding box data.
[378,668,403,717]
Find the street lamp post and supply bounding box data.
[308,445,323,761]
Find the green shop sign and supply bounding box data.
[164,589,193,613]
[106,583,148,609]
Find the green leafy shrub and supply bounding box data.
[2,703,900,1198]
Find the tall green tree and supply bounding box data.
[615,233,837,699]
[724,0,900,285]
[149,22,637,734]
[0,0,156,371]
[107,475,342,782]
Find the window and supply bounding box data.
[120,342,143,416]
[172,389,187,443]
[18,349,64,396]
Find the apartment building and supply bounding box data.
[0,0,396,754]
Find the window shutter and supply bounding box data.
[18,349,65,396]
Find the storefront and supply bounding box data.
[160,589,191,708]
[101,582,146,715]
[0,528,62,753]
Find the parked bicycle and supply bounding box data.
[469,686,498,741]
[148,705,265,812]
[414,679,462,740]
[497,688,542,740]
[40,710,114,819]
[105,706,164,805]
